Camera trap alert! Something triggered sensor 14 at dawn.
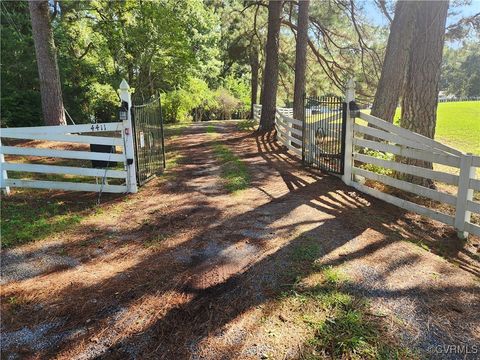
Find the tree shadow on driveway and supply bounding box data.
[1,123,478,359]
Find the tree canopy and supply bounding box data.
[1,0,478,127]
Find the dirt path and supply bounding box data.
[1,121,479,359]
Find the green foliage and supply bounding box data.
[224,74,250,113]
[3,0,470,131]
[1,0,223,126]
[161,77,248,123]
[162,89,193,123]
[359,149,394,175]
[441,42,480,98]
[1,1,42,127]
[85,83,119,122]
[215,88,240,120]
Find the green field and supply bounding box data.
[393,101,480,155]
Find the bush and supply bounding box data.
[161,77,249,123]
[162,78,217,123]
[215,88,240,120]
[359,149,394,175]
[162,89,191,123]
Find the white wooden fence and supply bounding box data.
[253,79,479,239]
[253,104,302,157]
[0,80,138,194]
[342,80,480,239]
[346,111,480,238]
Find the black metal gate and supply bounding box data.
[302,95,347,174]
[131,96,166,186]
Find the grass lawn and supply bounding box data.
[393,101,480,155]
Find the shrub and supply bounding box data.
[215,88,240,120]
[360,149,394,176]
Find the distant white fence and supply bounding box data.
[276,107,293,118]
[438,96,480,103]
[253,104,261,123]
[0,81,138,194]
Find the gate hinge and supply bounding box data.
[349,101,360,117]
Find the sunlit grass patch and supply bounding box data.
[143,233,170,249]
[309,301,417,359]
[237,119,257,131]
[213,143,250,192]
[164,123,188,140]
[165,151,185,169]
[271,245,414,360]
[319,265,348,286]
[206,125,250,192]
[280,283,415,359]
[1,200,84,248]
[310,307,376,358]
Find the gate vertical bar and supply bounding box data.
[340,101,347,174]
[131,100,140,185]
[158,93,166,168]
[119,79,138,193]
[342,78,355,186]
[302,93,306,163]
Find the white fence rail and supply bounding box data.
[0,80,138,194]
[346,109,480,239]
[0,122,132,194]
[253,104,302,157]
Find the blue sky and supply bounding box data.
[361,0,480,28]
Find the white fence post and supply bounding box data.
[455,153,474,239]
[119,79,138,193]
[0,138,11,195]
[342,78,355,186]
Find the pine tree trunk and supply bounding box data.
[29,0,66,126]
[293,0,309,122]
[399,0,449,186]
[259,0,283,132]
[250,49,259,119]
[370,0,416,123]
